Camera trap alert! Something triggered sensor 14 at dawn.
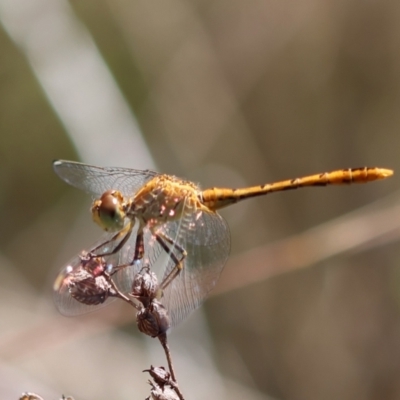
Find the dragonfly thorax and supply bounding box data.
[128,175,203,226]
[91,190,128,232]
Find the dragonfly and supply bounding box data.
[53,160,393,326]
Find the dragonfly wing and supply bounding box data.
[159,210,230,327]
[53,160,158,197]
[180,209,231,246]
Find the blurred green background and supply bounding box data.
[0,0,400,399]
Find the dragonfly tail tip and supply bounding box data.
[378,168,394,179]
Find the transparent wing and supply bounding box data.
[53,160,159,197]
[157,209,231,327]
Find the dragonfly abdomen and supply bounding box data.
[201,167,393,211]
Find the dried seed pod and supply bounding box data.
[137,300,171,337]
[67,256,116,306]
[143,366,171,387]
[131,267,160,306]
[19,393,44,400]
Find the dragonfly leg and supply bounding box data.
[96,227,143,269]
[133,231,144,263]
[89,230,121,253]
[159,232,186,257]
[155,232,187,291]
[104,270,140,310]
[91,222,133,257]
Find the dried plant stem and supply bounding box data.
[158,333,185,400]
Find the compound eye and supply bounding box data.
[91,190,126,232]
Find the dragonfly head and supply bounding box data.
[91,190,127,232]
